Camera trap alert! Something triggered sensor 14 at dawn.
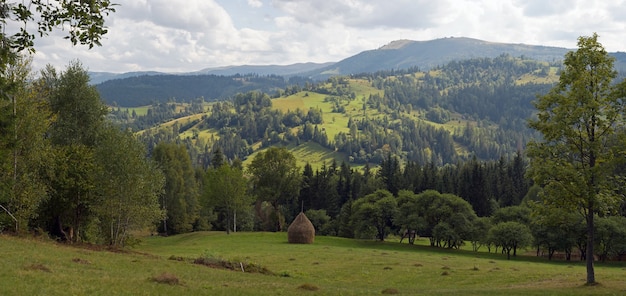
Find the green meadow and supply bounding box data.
[2,232,626,295]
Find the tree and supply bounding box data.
[93,125,164,246]
[491,205,531,225]
[304,209,331,235]
[530,206,583,260]
[395,190,422,244]
[47,61,108,147]
[594,216,626,262]
[1,1,114,143]
[351,189,398,241]
[203,164,252,234]
[0,1,115,55]
[527,33,626,284]
[248,147,301,231]
[0,57,52,233]
[488,221,533,259]
[38,61,107,242]
[406,190,477,247]
[152,143,199,235]
[467,217,492,252]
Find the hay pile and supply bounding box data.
[287,212,315,244]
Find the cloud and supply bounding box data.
[248,0,263,8]
[514,0,576,17]
[28,0,626,73]
[270,0,443,29]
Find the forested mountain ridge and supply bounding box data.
[89,62,332,85]
[96,37,626,108]
[110,54,559,166]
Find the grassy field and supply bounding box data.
[2,232,626,295]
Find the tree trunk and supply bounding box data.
[586,208,595,284]
[225,208,231,234]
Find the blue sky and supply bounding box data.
[29,0,626,73]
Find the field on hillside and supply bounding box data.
[242,142,350,171]
[2,233,626,295]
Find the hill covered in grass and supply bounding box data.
[2,232,626,295]
[111,54,557,167]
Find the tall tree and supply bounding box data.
[0,57,52,233]
[203,164,252,234]
[152,143,199,235]
[1,1,114,162]
[488,221,533,260]
[248,147,301,231]
[527,33,626,284]
[38,61,107,242]
[351,189,398,241]
[93,125,164,246]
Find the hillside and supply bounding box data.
[3,232,626,295]
[95,37,626,108]
[97,74,291,107]
[306,37,569,79]
[111,54,559,167]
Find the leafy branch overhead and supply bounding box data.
[1,0,116,54]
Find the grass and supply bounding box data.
[2,232,626,295]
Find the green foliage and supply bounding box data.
[248,147,301,231]
[0,57,52,233]
[350,189,398,241]
[303,209,331,235]
[93,125,164,246]
[1,0,115,53]
[203,164,252,234]
[152,143,199,235]
[527,33,626,284]
[37,61,108,242]
[530,208,585,261]
[48,61,108,147]
[594,216,626,262]
[491,205,531,225]
[399,190,477,248]
[467,217,492,252]
[488,222,533,259]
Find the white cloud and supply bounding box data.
[27,0,626,73]
[248,0,263,8]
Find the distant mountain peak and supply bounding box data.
[379,39,414,50]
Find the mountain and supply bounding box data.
[305,37,570,79]
[191,62,334,77]
[95,37,626,106]
[89,62,332,85]
[89,71,164,85]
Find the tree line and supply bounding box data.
[0,59,163,246]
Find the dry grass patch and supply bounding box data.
[168,255,185,261]
[298,283,320,291]
[151,272,181,285]
[72,258,91,264]
[193,256,274,275]
[24,263,51,272]
[382,287,400,294]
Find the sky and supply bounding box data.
[28,0,626,73]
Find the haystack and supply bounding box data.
[287,212,315,244]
